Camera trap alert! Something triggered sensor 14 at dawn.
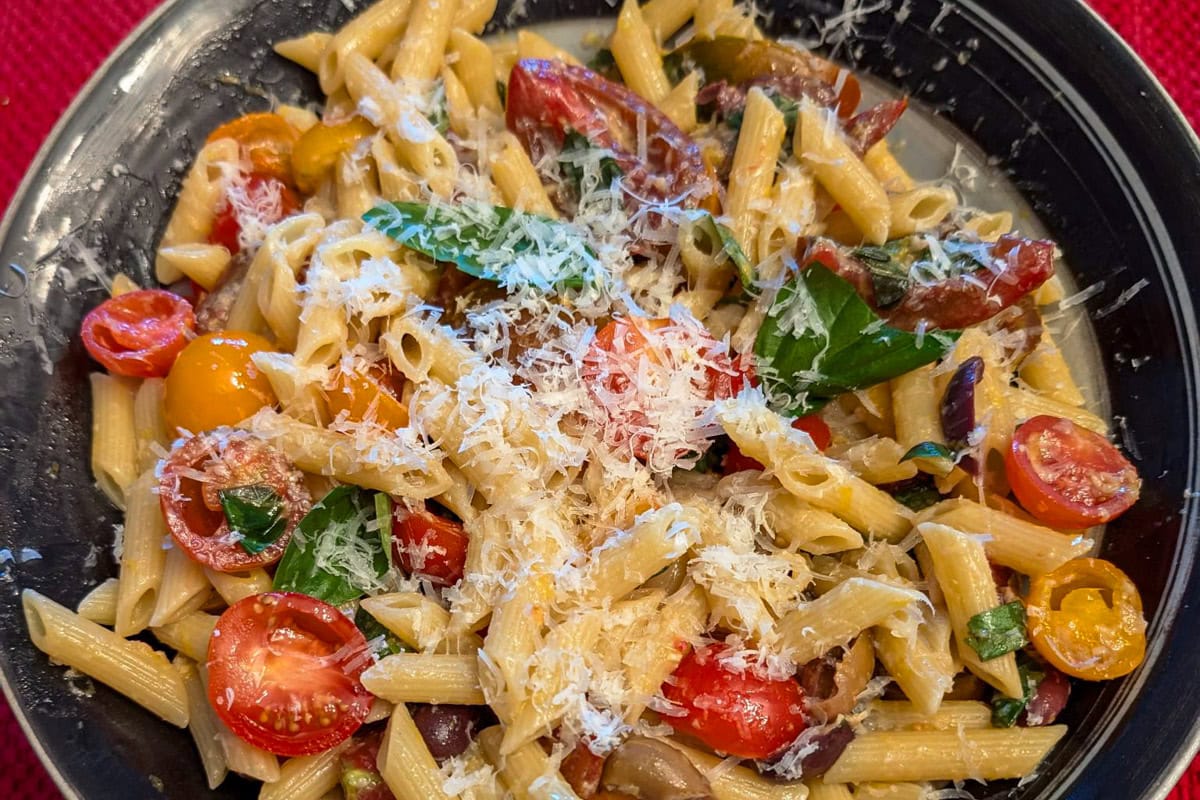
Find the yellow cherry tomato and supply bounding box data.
[207,113,301,186]
[290,117,376,194]
[324,362,408,429]
[164,332,277,434]
[1026,557,1147,681]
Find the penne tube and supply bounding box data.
[90,372,138,509]
[477,726,582,800]
[378,704,454,800]
[361,653,486,704]
[666,740,809,800]
[274,32,333,73]
[149,544,211,628]
[258,743,350,800]
[77,578,120,627]
[198,662,281,782]
[132,377,170,473]
[205,567,274,606]
[115,469,168,637]
[156,243,231,291]
[151,610,219,663]
[319,0,413,94]
[641,0,699,43]
[390,0,461,82]
[569,504,699,606]
[515,29,581,66]
[776,578,926,665]
[725,88,787,262]
[174,656,229,790]
[1007,385,1107,433]
[862,700,994,732]
[611,0,670,105]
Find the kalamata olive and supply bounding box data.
[762,721,855,779]
[410,704,480,761]
[941,355,985,473]
[1020,667,1070,726]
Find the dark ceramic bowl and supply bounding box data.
[1,0,1199,798]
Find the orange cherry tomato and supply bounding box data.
[164,331,277,434]
[324,362,409,429]
[208,592,373,756]
[208,172,302,255]
[291,116,377,194]
[207,112,300,185]
[80,289,195,378]
[1026,558,1147,681]
[1005,415,1141,529]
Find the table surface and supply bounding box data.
[1,0,1198,798]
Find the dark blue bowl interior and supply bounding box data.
[0,0,1198,798]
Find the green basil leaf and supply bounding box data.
[587,48,622,81]
[852,240,911,308]
[375,492,394,572]
[991,659,1045,727]
[754,264,959,415]
[354,605,409,658]
[218,485,286,555]
[496,80,507,108]
[900,441,956,462]
[889,480,942,512]
[683,210,754,289]
[364,201,598,291]
[426,80,449,135]
[966,601,1028,661]
[273,487,389,605]
[560,130,623,194]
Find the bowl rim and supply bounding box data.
[2,1,1199,798]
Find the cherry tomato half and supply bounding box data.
[292,117,377,194]
[80,289,195,378]
[392,507,469,587]
[1005,415,1141,529]
[723,414,832,473]
[661,644,807,759]
[164,331,277,435]
[325,362,409,430]
[581,317,742,464]
[209,173,302,255]
[208,592,373,756]
[507,59,712,211]
[1026,558,1146,681]
[159,430,310,571]
[207,112,301,185]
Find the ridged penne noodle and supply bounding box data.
[611,0,670,105]
[132,377,169,473]
[115,469,168,637]
[274,31,333,73]
[149,544,211,628]
[776,578,926,664]
[205,567,274,606]
[490,132,558,217]
[1019,332,1087,407]
[757,162,817,262]
[725,88,787,263]
[515,29,581,66]
[449,29,503,114]
[667,740,809,800]
[1008,384,1107,432]
[151,610,219,663]
[862,699,993,731]
[873,604,955,717]
[891,364,953,476]
[258,744,350,800]
[318,0,413,94]
[361,592,482,653]
[156,243,231,291]
[641,0,699,43]
[378,704,455,800]
[888,184,957,237]
[477,726,582,800]
[156,138,240,282]
[920,498,1092,575]
[455,0,496,33]
[90,372,138,509]
[390,0,460,82]
[175,656,229,790]
[568,504,698,605]
[863,140,915,192]
[77,578,120,626]
[23,590,188,726]
[661,70,701,133]
[109,272,140,296]
[361,653,486,704]
[763,490,864,555]
[963,209,1014,242]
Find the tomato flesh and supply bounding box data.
[207,112,300,186]
[661,644,806,759]
[80,289,195,378]
[325,362,409,430]
[1005,415,1140,529]
[392,507,469,587]
[724,415,832,473]
[506,59,712,210]
[164,331,277,435]
[1026,558,1146,681]
[208,592,373,757]
[209,173,302,255]
[159,430,310,572]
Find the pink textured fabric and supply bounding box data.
[0,1,1198,798]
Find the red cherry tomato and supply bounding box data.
[661,644,807,760]
[392,507,469,587]
[209,173,301,255]
[208,592,373,757]
[159,430,311,572]
[507,59,713,211]
[723,415,832,473]
[80,289,195,378]
[1005,415,1140,528]
[581,317,743,464]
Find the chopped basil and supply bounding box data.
[683,210,754,289]
[354,605,409,658]
[852,240,911,308]
[218,485,286,555]
[587,48,622,81]
[560,130,623,194]
[273,487,390,605]
[426,78,449,135]
[364,201,599,291]
[754,264,959,415]
[900,441,956,463]
[375,492,395,573]
[966,601,1028,661]
[887,477,942,512]
[496,80,507,108]
[992,659,1045,728]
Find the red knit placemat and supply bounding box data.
[0,1,1197,798]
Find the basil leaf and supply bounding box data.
[852,240,911,308]
[364,201,598,291]
[966,601,1028,661]
[218,485,286,555]
[900,441,956,462]
[754,264,959,415]
[560,130,623,194]
[992,659,1045,727]
[426,80,449,135]
[587,48,622,81]
[375,492,394,573]
[884,476,942,512]
[273,487,389,605]
[354,605,409,658]
[496,80,507,108]
[684,210,754,289]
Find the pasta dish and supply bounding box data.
[22,0,1149,798]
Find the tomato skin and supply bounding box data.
[1005,415,1140,529]
[209,173,302,255]
[80,289,195,378]
[723,415,832,473]
[661,644,807,760]
[560,741,605,797]
[392,508,469,587]
[1026,558,1147,681]
[325,362,409,429]
[208,592,373,757]
[159,430,311,571]
[207,112,301,185]
[506,59,712,210]
[164,331,277,435]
